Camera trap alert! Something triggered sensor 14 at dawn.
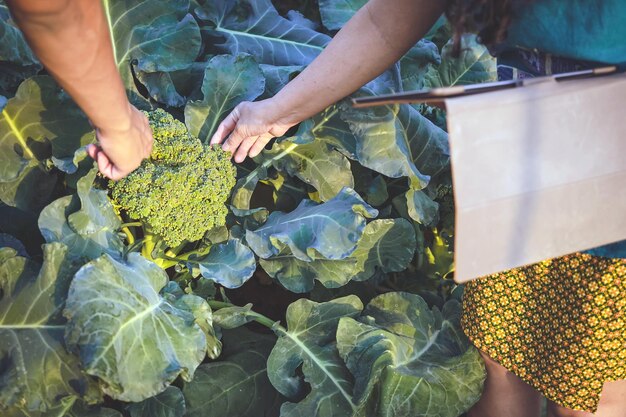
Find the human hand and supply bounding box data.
[86,105,153,180]
[210,99,299,163]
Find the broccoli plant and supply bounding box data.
[109,109,236,265]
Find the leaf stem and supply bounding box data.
[311,107,339,134]
[208,300,284,331]
[120,227,135,245]
[161,254,189,264]
[120,221,143,228]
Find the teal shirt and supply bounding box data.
[498,0,626,259]
[501,0,626,67]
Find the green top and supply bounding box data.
[502,0,626,66]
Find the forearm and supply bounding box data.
[7,0,131,132]
[274,0,444,124]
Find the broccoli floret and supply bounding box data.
[109,109,236,248]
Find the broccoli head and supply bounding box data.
[109,109,236,247]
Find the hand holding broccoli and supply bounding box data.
[110,109,236,250]
[87,105,154,181]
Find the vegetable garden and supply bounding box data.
[0,0,498,416]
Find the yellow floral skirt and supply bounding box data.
[461,253,626,412]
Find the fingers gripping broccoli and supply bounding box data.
[109,109,236,252]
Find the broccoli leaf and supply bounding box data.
[260,219,416,293]
[183,327,283,417]
[287,105,359,162]
[246,188,377,261]
[342,103,449,191]
[0,76,93,212]
[134,71,187,108]
[211,303,257,330]
[405,188,440,227]
[265,140,354,202]
[350,218,417,280]
[194,239,257,289]
[185,54,265,142]
[318,0,366,31]
[0,243,97,412]
[0,5,41,96]
[229,164,270,211]
[126,386,185,417]
[63,253,216,402]
[267,296,364,416]
[400,39,442,92]
[259,64,303,99]
[425,34,497,88]
[260,251,359,293]
[101,0,201,105]
[336,293,485,417]
[194,0,330,66]
[358,174,389,207]
[268,294,484,417]
[38,169,124,261]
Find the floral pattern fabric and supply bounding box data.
[461,253,626,412]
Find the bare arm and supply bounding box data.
[211,0,444,162]
[274,0,445,123]
[6,0,152,180]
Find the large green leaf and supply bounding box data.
[400,39,441,92]
[194,0,330,66]
[0,244,96,412]
[126,386,185,417]
[246,188,377,261]
[289,106,358,159]
[229,164,269,210]
[185,54,265,142]
[0,5,41,96]
[260,250,358,293]
[265,140,354,202]
[0,6,35,65]
[405,188,440,227]
[0,76,93,211]
[318,0,366,31]
[350,218,416,280]
[260,219,416,293]
[341,103,449,190]
[267,296,363,416]
[135,71,186,108]
[38,169,124,261]
[183,327,283,417]
[136,60,208,107]
[193,239,257,289]
[259,64,303,99]
[102,0,201,104]
[336,293,485,417]
[424,34,497,88]
[63,253,216,402]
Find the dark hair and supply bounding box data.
[445,0,530,54]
